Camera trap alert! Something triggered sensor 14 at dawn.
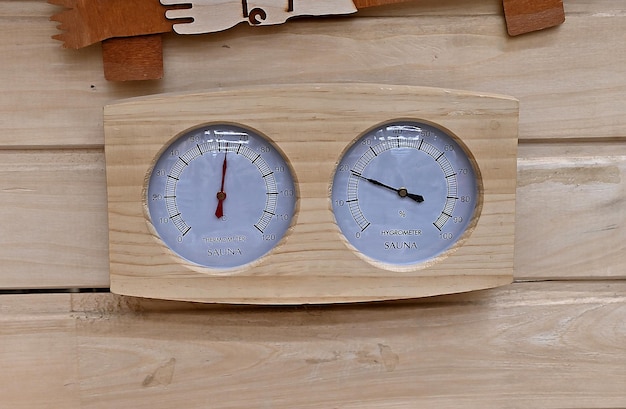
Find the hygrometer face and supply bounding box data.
[146,123,297,269]
[331,120,480,267]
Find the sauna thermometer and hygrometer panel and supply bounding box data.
[104,84,518,304]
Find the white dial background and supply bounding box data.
[331,120,480,267]
[146,124,297,269]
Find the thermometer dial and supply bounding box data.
[146,123,297,269]
[331,120,480,267]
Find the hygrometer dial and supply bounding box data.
[331,120,481,267]
[146,123,297,269]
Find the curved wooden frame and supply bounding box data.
[104,83,518,304]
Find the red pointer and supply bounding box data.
[215,153,227,219]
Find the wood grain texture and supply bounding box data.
[0,0,625,289]
[503,0,565,36]
[2,282,625,408]
[1,0,624,147]
[3,141,626,289]
[48,0,174,49]
[56,0,425,82]
[103,84,517,303]
[1,1,625,407]
[0,150,109,289]
[0,294,80,409]
[515,142,626,279]
[102,35,164,81]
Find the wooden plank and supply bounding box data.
[2,282,625,408]
[0,0,625,147]
[0,149,109,289]
[0,294,80,409]
[102,35,164,81]
[76,283,626,409]
[1,140,625,289]
[503,0,565,36]
[516,141,626,279]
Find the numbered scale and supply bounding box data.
[104,84,518,304]
[331,120,480,268]
[146,124,297,269]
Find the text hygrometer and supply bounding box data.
[331,120,480,268]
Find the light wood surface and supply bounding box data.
[2,142,626,289]
[104,84,517,303]
[1,0,625,406]
[2,282,625,408]
[0,0,625,288]
[0,149,109,289]
[48,0,562,81]
[1,0,623,147]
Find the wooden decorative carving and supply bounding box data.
[49,0,175,49]
[49,0,566,81]
[161,0,358,34]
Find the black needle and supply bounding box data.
[351,171,424,203]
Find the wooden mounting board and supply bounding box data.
[104,83,518,304]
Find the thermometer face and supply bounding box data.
[146,124,297,269]
[331,120,480,267]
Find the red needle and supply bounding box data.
[215,153,227,218]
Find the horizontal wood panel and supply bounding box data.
[516,141,626,279]
[0,294,79,409]
[2,282,625,408]
[0,142,624,288]
[0,150,109,288]
[0,0,624,147]
[2,2,624,407]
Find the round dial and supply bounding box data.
[331,120,480,267]
[146,123,297,269]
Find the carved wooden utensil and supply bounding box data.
[49,0,565,81]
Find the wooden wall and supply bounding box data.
[1,0,625,407]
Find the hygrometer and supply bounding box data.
[331,120,480,268]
